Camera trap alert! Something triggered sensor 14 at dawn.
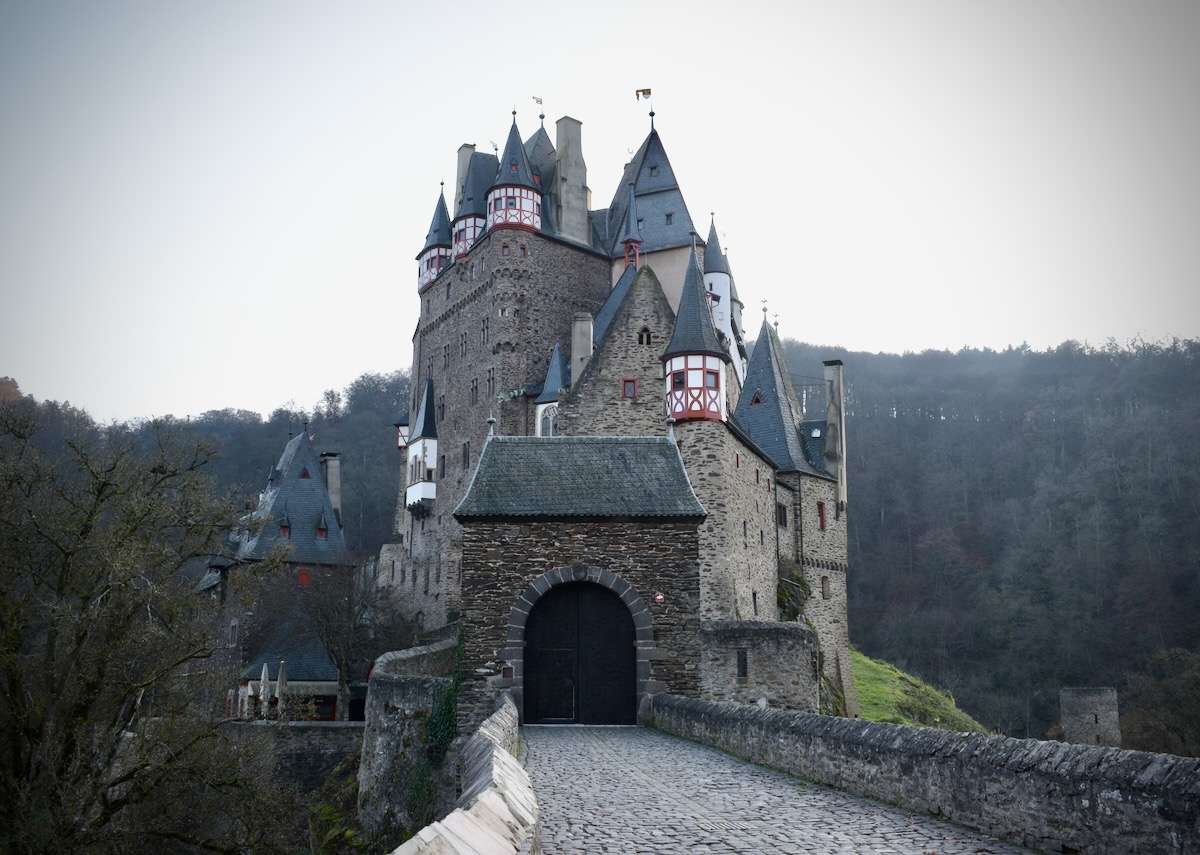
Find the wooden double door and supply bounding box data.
[523,582,636,724]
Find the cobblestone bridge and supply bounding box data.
[524,725,1030,854]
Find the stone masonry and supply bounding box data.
[1060,687,1122,747]
[699,620,820,711]
[676,418,780,623]
[385,228,611,629]
[456,519,702,732]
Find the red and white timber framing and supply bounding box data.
[452,215,485,258]
[487,186,542,231]
[664,354,727,421]
[417,246,451,288]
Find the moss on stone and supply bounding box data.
[851,648,986,732]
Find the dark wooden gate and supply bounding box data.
[524,582,636,724]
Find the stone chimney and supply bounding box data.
[319,452,342,525]
[454,143,475,211]
[822,360,848,510]
[571,312,593,388]
[554,116,589,244]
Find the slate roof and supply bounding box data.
[600,128,698,256]
[241,620,338,683]
[411,378,437,441]
[418,190,452,257]
[524,124,556,179]
[491,116,538,192]
[703,219,730,275]
[592,262,638,348]
[535,342,569,404]
[663,251,728,361]
[233,433,350,565]
[619,182,641,245]
[454,152,499,220]
[798,419,833,476]
[454,436,706,520]
[733,321,832,478]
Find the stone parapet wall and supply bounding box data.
[373,636,457,678]
[221,720,363,792]
[699,621,819,711]
[646,694,1200,854]
[392,693,540,854]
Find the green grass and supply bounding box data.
[851,649,988,733]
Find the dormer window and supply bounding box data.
[649,165,659,177]
[279,523,290,539]
[510,162,518,173]
[665,212,674,225]
[750,390,764,405]
[316,525,328,540]
[533,174,541,186]
[811,427,822,438]
[299,468,310,479]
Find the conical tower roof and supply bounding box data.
[411,378,438,441]
[663,251,728,361]
[535,342,569,404]
[417,190,452,258]
[454,152,499,219]
[620,182,641,246]
[491,115,538,192]
[703,219,730,275]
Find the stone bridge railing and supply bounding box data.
[644,693,1200,854]
[391,693,539,854]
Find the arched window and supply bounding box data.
[539,405,558,437]
[638,327,653,345]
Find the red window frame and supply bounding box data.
[817,501,827,531]
[704,370,719,389]
[671,371,685,391]
[622,378,638,399]
[279,524,290,539]
[316,526,328,540]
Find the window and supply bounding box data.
[299,467,310,479]
[752,591,759,616]
[502,243,510,256]
[446,280,451,300]
[439,454,445,479]
[835,502,841,521]
[665,212,674,225]
[759,529,764,545]
[742,520,747,538]
[735,453,740,468]
[518,244,527,257]
[297,568,311,588]
[776,503,788,527]
[470,378,479,404]
[750,389,764,405]
[486,367,495,398]
[316,524,327,540]
[540,405,558,437]
[622,378,637,399]
[637,216,644,230]
[671,371,685,391]
[510,162,518,174]
[821,576,831,599]
[649,165,659,178]
[638,327,652,345]
[460,331,467,356]
[279,522,290,539]
[461,441,470,468]
[506,195,517,208]
[755,469,760,484]
[229,619,239,648]
[437,395,445,421]
[705,370,719,389]
[442,344,449,368]
[817,501,827,531]
[481,317,489,345]
[736,649,748,684]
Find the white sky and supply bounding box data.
[2,0,1198,422]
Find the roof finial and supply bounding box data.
[710,211,715,225]
[773,312,780,331]
[512,108,517,120]
[486,414,496,437]
[649,109,655,130]
[761,298,769,320]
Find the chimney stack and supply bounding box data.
[571,313,593,387]
[822,360,848,511]
[319,452,342,525]
[454,143,475,211]
[554,116,589,244]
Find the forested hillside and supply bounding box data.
[5,337,1197,753]
[782,338,1200,753]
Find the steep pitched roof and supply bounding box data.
[592,263,638,348]
[733,321,829,477]
[454,436,706,520]
[234,433,349,565]
[411,378,437,441]
[454,152,499,220]
[619,182,641,246]
[663,252,727,361]
[241,620,339,682]
[491,116,538,192]
[523,124,556,179]
[798,419,834,476]
[418,190,452,257]
[703,218,730,275]
[603,128,697,256]
[535,342,569,404]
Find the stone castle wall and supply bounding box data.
[386,230,611,630]
[646,694,1200,854]
[676,419,779,623]
[456,518,702,731]
[222,720,364,793]
[557,267,675,438]
[699,621,819,711]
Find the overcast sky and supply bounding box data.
[2,1,1197,422]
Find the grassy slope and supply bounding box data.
[852,649,988,733]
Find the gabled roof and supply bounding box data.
[535,342,569,404]
[411,378,437,441]
[233,433,349,565]
[491,116,538,192]
[418,190,452,258]
[732,321,830,478]
[663,252,727,361]
[454,152,499,220]
[602,128,698,256]
[241,620,339,682]
[592,262,638,348]
[454,436,706,520]
[703,218,730,275]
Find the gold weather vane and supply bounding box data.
[635,88,652,100]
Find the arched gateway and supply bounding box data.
[524,581,637,724]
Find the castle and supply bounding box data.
[379,109,859,725]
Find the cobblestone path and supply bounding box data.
[523,725,1030,854]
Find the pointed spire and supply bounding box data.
[491,114,538,191]
[621,183,641,245]
[536,343,569,404]
[703,217,730,275]
[417,187,452,258]
[663,251,728,362]
[410,378,438,441]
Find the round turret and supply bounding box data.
[487,113,542,232]
[662,252,730,422]
[417,187,452,288]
